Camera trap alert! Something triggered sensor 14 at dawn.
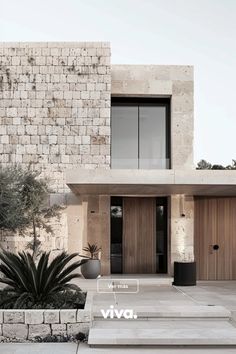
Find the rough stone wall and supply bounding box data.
[0,42,111,254]
[0,308,91,339]
[170,194,194,272]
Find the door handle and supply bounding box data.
[209,244,219,254]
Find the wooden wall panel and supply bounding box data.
[217,198,232,279]
[123,197,156,273]
[195,198,217,280]
[195,197,236,280]
[231,199,236,279]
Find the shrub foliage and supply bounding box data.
[0,250,86,309]
[0,164,63,258]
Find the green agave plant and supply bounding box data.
[0,250,86,308]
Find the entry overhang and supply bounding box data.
[66,169,236,196]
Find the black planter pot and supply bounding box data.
[81,259,101,279]
[173,261,196,286]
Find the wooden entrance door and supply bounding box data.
[123,197,156,273]
[195,197,236,280]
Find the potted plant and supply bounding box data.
[80,243,101,279]
[173,251,196,286]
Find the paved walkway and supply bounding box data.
[77,277,236,311]
[2,343,236,353]
[2,280,236,352]
[178,281,236,310]
[91,280,236,311]
[0,343,78,353]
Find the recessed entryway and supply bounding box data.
[110,197,168,274]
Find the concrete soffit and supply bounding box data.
[66,169,236,196]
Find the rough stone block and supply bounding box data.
[60,309,77,324]
[77,310,91,322]
[0,311,3,323]
[44,310,60,324]
[28,324,51,339]
[51,323,67,336]
[3,324,28,339]
[67,323,89,335]
[4,311,24,323]
[25,310,44,324]
[98,126,110,135]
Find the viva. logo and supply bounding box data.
[100,305,138,319]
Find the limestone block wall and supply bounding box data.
[111,65,194,169]
[0,42,111,253]
[0,308,91,340]
[170,194,194,272]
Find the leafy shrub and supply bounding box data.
[35,334,69,342]
[0,288,86,309]
[80,242,101,259]
[0,250,86,309]
[0,164,63,258]
[34,332,86,343]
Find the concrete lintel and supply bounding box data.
[66,169,236,196]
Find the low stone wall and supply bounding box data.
[0,292,92,341]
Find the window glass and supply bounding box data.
[139,106,166,169]
[110,197,123,274]
[111,100,169,169]
[111,106,138,169]
[156,200,167,273]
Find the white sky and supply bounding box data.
[1,0,235,166]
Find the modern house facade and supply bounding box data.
[0,42,236,280]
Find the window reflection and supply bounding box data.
[111,99,170,169]
[111,106,138,169]
[139,107,167,169]
[110,197,123,274]
[156,200,167,273]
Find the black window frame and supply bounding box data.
[111,97,171,169]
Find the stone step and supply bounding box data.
[98,276,174,286]
[92,305,231,320]
[79,341,236,353]
[88,319,236,346]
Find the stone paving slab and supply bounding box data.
[88,319,236,346]
[92,305,230,318]
[78,342,236,353]
[0,343,78,353]
[92,319,233,329]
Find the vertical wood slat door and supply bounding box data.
[123,197,156,273]
[195,197,236,280]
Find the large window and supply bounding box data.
[111,98,170,169]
